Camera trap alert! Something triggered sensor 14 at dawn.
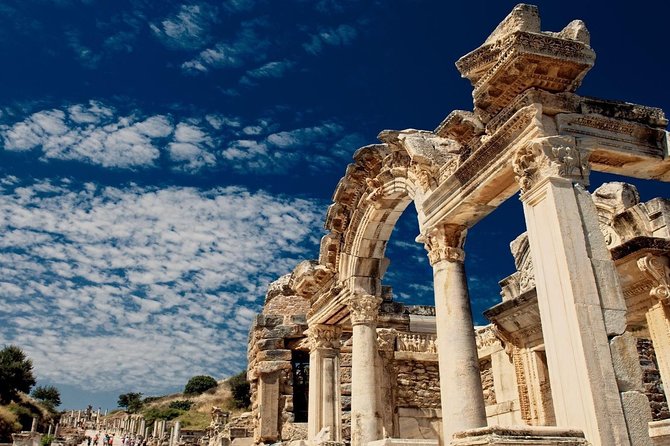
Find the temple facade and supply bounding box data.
[243,4,670,446]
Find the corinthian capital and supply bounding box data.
[637,254,670,305]
[348,294,382,326]
[417,223,466,265]
[512,136,590,194]
[306,324,342,350]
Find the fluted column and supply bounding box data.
[639,253,670,403]
[421,224,486,443]
[349,294,383,446]
[307,324,343,442]
[515,136,630,446]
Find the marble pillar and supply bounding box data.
[307,324,343,442]
[172,421,181,446]
[421,224,487,443]
[638,253,670,403]
[515,136,630,446]
[349,294,383,446]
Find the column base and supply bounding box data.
[448,426,590,445]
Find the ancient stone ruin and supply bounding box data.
[241,4,670,446]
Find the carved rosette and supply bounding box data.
[348,294,382,326]
[513,136,590,194]
[637,254,670,305]
[307,324,342,350]
[418,223,467,265]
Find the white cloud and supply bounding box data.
[150,4,218,50]
[181,25,269,74]
[303,24,358,55]
[0,177,325,394]
[1,103,361,175]
[240,60,295,85]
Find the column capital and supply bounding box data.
[418,223,466,265]
[513,135,590,195]
[348,294,382,326]
[376,328,397,352]
[637,253,670,305]
[307,324,342,350]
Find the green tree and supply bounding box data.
[227,371,250,409]
[32,386,61,409]
[183,376,217,395]
[117,393,143,413]
[0,345,36,404]
[168,400,193,411]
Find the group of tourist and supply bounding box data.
[84,432,148,446]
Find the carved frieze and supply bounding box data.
[396,332,437,354]
[348,294,382,325]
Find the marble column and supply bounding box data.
[172,421,181,446]
[639,253,670,403]
[515,136,630,446]
[307,324,343,442]
[421,224,486,443]
[348,294,383,446]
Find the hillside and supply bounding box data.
[106,375,250,431]
[0,393,59,442]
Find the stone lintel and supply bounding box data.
[610,237,670,262]
[394,351,437,362]
[449,426,589,445]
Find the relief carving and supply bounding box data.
[513,136,590,194]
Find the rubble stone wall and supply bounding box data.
[637,338,670,420]
[396,359,441,409]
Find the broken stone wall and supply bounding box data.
[638,338,670,421]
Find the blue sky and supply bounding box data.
[0,0,669,410]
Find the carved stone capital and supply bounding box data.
[376,328,397,352]
[637,254,670,305]
[348,294,382,326]
[307,324,342,350]
[513,136,590,194]
[418,223,467,265]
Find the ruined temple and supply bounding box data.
[240,4,670,446]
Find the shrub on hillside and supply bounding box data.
[183,376,217,395]
[142,407,182,423]
[168,400,193,411]
[0,406,21,443]
[227,371,250,409]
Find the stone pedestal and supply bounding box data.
[349,294,383,446]
[307,324,342,442]
[517,138,631,446]
[421,225,487,443]
[11,432,42,446]
[448,426,590,445]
